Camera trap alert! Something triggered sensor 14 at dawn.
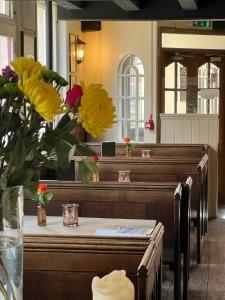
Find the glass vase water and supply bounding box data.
[0,186,23,300]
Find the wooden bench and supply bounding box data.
[75,154,208,264]
[23,216,163,300]
[24,181,183,300]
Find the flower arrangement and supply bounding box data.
[0,57,116,192]
[0,57,116,300]
[123,136,135,156]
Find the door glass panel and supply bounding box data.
[165,62,175,89]
[177,63,187,89]
[0,35,13,70]
[198,63,208,88]
[165,91,175,113]
[177,91,186,114]
[209,97,219,114]
[210,63,220,88]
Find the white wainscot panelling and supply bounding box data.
[160,114,219,218]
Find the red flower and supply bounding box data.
[37,184,48,194]
[123,136,131,144]
[91,155,99,161]
[65,84,83,108]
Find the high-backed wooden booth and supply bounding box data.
[23,217,164,300]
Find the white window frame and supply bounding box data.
[37,1,46,66]
[0,0,13,19]
[117,55,145,142]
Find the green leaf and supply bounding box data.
[68,144,76,161]
[10,135,26,170]
[43,192,53,202]
[55,140,71,170]
[0,174,7,191]
[29,191,39,202]
[56,114,71,130]
[79,160,92,184]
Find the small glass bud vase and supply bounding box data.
[62,204,79,227]
[37,205,47,226]
[126,147,132,157]
[92,171,100,182]
[118,170,130,182]
[141,149,151,158]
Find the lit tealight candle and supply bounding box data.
[92,270,134,300]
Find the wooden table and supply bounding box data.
[23,216,163,300]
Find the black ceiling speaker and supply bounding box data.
[81,21,101,32]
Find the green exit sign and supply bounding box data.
[192,21,212,29]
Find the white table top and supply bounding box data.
[23,216,156,238]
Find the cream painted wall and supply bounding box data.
[68,21,158,142]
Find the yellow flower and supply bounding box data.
[19,76,62,122]
[79,84,116,138]
[11,57,45,82]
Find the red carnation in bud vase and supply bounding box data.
[123,136,135,157]
[123,136,131,144]
[37,183,48,194]
[65,84,83,108]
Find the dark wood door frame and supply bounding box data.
[157,26,225,204]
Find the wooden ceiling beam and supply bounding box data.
[58,0,225,20]
[112,0,141,11]
[178,0,198,10]
[56,0,85,10]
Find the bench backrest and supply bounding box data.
[86,143,208,158]
[24,181,180,244]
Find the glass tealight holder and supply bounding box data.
[141,149,151,158]
[118,170,130,183]
[62,204,79,227]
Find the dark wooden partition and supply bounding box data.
[25,181,182,300]
[86,143,208,158]
[24,223,164,300]
[75,154,208,263]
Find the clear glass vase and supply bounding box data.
[126,147,132,157]
[0,186,23,300]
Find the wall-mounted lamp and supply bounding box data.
[74,35,86,65]
[69,34,86,86]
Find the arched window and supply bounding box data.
[117,55,145,142]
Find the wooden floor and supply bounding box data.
[163,209,225,299]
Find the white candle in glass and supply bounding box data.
[92,270,135,300]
